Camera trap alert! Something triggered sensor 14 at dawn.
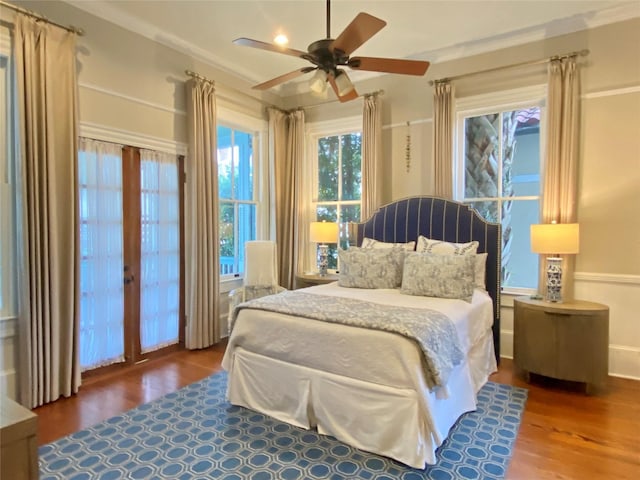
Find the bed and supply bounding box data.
[222,196,501,468]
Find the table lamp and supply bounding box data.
[530,222,579,302]
[309,221,339,276]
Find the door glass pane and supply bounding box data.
[467,200,498,224]
[237,203,256,274]
[508,107,541,197]
[217,126,232,199]
[139,150,180,354]
[340,205,361,251]
[219,202,235,275]
[502,199,540,289]
[78,139,125,370]
[341,133,361,201]
[464,114,499,198]
[233,130,253,201]
[318,136,339,201]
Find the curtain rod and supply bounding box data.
[428,49,589,86]
[185,69,280,109]
[303,89,385,110]
[0,0,84,35]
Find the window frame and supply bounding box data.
[306,116,363,272]
[0,28,16,319]
[216,107,267,282]
[454,85,547,295]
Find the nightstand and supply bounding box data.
[1,397,38,480]
[513,297,609,394]
[295,272,339,288]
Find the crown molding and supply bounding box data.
[418,3,640,65]
[64,0,258,86]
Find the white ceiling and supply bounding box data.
[66,0,639,95]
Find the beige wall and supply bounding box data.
[300,19,640,275]
[6,3,639,386]
[298,18,640,379]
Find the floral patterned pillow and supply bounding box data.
[400,253,475,302]
[338,247,405,289]
[360,237,416,251]
[416,236,486,290]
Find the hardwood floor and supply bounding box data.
[34,344,640,479]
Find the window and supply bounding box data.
[315,131,362,270]
[217,125,257,277]
[455,86,545,292]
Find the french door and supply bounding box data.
[78,139,184,373]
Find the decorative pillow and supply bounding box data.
[338,247,405,289]
[415,236,479,255]
[416,236,486,289]
[361,237,416,252]
[400,253,475,302]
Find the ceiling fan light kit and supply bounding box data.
[334,70,355,96]
[309,69,328,94]
[233,0,430,102]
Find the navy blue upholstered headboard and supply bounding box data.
[353,196,501,363]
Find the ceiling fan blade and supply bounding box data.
[331,12,386,56]
[349,57,430,76]
[233,37,306,58]
[252,68,314,90]
[328,74,359,103]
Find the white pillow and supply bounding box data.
[416,236,487,290]
[400,253,475,302]
[415,236,479,255]
[361,237,416,252]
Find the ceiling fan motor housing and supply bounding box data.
[306,39,349,74]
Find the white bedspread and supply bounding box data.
[222,283,497,468]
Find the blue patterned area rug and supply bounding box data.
[39,371,527,480]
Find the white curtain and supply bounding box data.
[139,149,180,353]
[269,108,306,289]
[77,138,125,370]
[185,78,219,349]
[541,56,580,299]
[433,82,454,199]
[14,14,81,407]
[361,93,382,220]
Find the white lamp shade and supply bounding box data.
[334,71,355,96]
[309,70,327,94]
[530,223,580,254]
[310,221,339,244]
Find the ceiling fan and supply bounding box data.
[233,0,430,102]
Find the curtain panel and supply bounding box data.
[361,94,382,220]
[269,108,306,289]
[14,15,81,408]
[433,82,454,199]
[185,79,219,349]
[541,57,580,299]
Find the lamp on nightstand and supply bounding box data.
[309,221,339,276]
[530,222,579,303]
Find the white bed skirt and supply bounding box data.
[225,329,497,468]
